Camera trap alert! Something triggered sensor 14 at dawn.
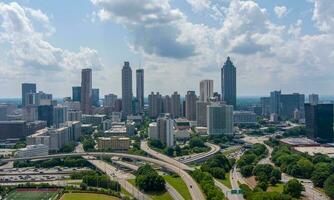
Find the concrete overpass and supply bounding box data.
[1,152,205,200]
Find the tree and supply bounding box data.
[189,137,205,148]
[240,165,254,177]
[311,162,331,187]
[208,167,225,179]
[257,181,268,191]
[253,164,273,177]
[164,147,174,156]
[296,158,314,178]
[149,139,165,149]
[283,179,304,198]
[271,168,282,183]
[135,164,165,192]
[324,174,334,198]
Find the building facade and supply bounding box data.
[185,91,197,121]
[148,92,163,118]
[221,57,236,107]
[305,103,334,143]
[199,80,213,102]
[171,92,181,119]
[122,62,133,117]
[80,68,92,114]
[136,69,144,114]
[207,103,233,135]
[22,83,36,106]
[72,86,81,102]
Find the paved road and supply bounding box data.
[176,142,221,164]
[114,160,184,200]
[242,135,330,200]
[140,141,205,200]
[75,143,149,200]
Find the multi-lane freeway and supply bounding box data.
[176,142,221,164]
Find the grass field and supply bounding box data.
[60,193,120,200]
[268,183,284,193]
[164,175,192,200]
[218,172,232,189]
[5,188,59,200]
[127,179,173,200]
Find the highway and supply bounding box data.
[176,142,221,164]
[1,151,203,200]
[75,144,149,200]
[113,160,184,200]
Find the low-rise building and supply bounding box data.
[233,111,257,125]
[174,129,191,141]
[15,144,48,158]
[81,114,107,125]
[174,118,190,130]
[97,136,130,151]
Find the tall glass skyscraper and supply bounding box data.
[122,62,133,117]
[136,69,144,114]
[221,57,236,107]
[80,68,92,114]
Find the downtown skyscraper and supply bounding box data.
[80,68,92,114]
[199,80,213,102]
[221,57,236,107]
[136,69,144,113]
[185,91,197,121]
[22,83,36,106]
[122,62,133,117]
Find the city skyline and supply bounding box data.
[0,0,334,98]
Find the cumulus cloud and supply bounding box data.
[312,0,334,32]
[0,2,103,75]
[274,5,288,18]
[186,0,211,11]
[91,0,196,59]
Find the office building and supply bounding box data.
[270,90,281,115]
[92,88,100,107]
[221,57,237,107]
[260,97,270,116]
[196,101,211,127]
[136,69,144,114]
[80,68,92,114]
[38,105,53,127]
[163,95,172,114]
[63,100,81,111]
[122,61,133,117]
[72,86,81,102]
[97,136,130,151]
[53,106,68,128]
[171,92,181,118]
[233,111,257,125]
[15,144,49,158]
[207,102,233,135]
[200,80,213,102]
[309,94,319,105]
[81,114,107,125]
[185,91,197,121]
[67,110,82,121]
[104,94,117,108]
[27,122,81,151]
[148,122,158,140]
[22,83,36,106]
[23,105,38,122]
[305,103,334,143]
[157,114,174,147]
[114,99,122,112]
[0,121,27,140]
[148,92,163,118]
[280,93,305,119]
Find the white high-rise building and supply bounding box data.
[207,102,233,135]
[200,80,213,102]
[157,114,174,147]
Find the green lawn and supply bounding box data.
[5,189,59,200]
[268,183,284,193]
[60,193,120,200]
[218,172,232,189]
[164,175,192,200]
[127,179,173,200]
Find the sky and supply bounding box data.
[0,0,334,98]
